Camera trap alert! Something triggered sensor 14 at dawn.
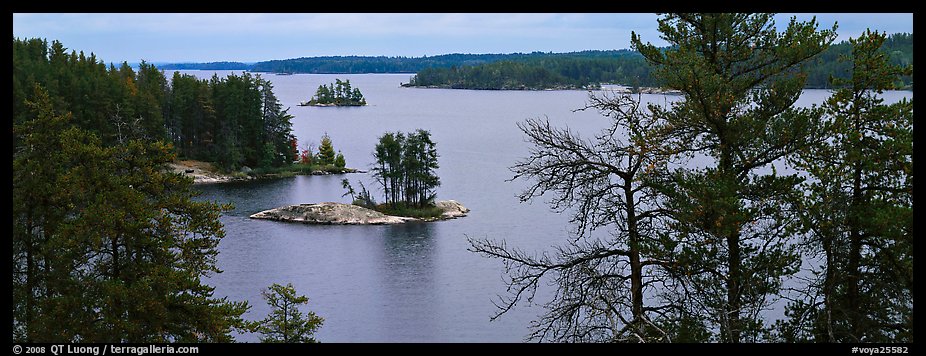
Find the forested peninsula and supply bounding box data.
[14,39,297,173]
[13,37,269,342]
[13,38,361,182]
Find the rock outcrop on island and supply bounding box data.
[433,200,469,219]
[249,200,470,225]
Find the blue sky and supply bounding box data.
[11,13,913,63]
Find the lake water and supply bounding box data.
[180,71,911,342]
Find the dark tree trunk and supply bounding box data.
[847,156,864,341]
[727,230,742,343]
[823,233,837,342]
[845,94,864,341]
[24,214,35,342]
[625,181,645,335]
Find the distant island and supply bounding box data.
[157,61,253,70]
[156,34,912,91]
[401,54,651,90]
[401,33,912,90]
[300,79,367,106]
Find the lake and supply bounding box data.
[181,71,912,342]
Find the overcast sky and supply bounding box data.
[11,13,914,63]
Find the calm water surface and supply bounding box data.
[181,71,911,342]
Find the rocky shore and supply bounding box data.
[169,160,362,184]
[168,160,248,184]
[250,200,470,225]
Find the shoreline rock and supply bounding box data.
[298,101,366,107]
[250,200,470,225]
[433,200,469,219]
[169,160,364,184]
[169,161,249,184]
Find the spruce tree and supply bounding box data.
[317,133,336,166]
[334,151,346,169]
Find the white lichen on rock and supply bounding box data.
[434,200,470,219]
[250,201,469,225]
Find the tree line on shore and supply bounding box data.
[13,38,298,172]
[162,52,613,73]
[404,54,655,90]
[405,33,912,90]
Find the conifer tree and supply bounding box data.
[251,283,324,343]
[13,86,250,342]
[632,13,836,342]
[317,133,337,166]
[780,29,913,343]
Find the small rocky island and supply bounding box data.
[253,128,462,225]
[250,200,469,225]
[299,78,367,106]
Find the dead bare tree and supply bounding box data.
[469,92,684,342]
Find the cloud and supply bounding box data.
[778,13,913,41]
[14,13,656,40]
[11,13,911,63]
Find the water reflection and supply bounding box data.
[376,223,439,341]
